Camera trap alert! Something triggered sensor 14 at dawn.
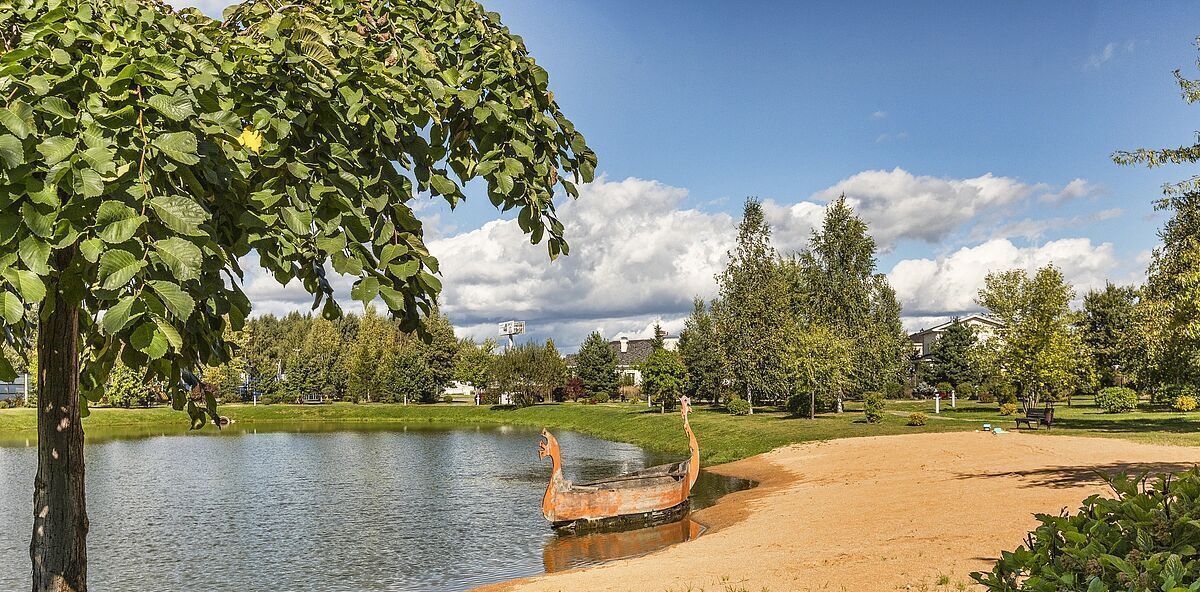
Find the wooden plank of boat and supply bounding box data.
[539,396,699,531]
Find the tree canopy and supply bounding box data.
[574,331,617,397]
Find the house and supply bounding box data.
[0,373,28,402]
[566,335,679,385]
[908,314,1003,361]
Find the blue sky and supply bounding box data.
[184,1,1200,350]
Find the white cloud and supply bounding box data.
[1040,178,1103,203]
[887,237,1120,330]
[871,110,888,120]
[430,176,736,347]
[811,168,1038,249]
[975,208,1122,242]
[1085,40,1135,70]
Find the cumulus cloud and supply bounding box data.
[887,238,1119,330]
[430,177,737,346]
[974,208,1122,242]
[810,168,1039,249]
[870,110,888,120]
[1040,178,1103,203]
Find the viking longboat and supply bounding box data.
[538,396,699,531]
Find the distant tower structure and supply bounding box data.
[498,320,526,351]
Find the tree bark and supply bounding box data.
[30,269,87,592]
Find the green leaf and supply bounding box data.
[390,259,419,279]
[72,168,104,198]
[146,94,194,122]
[80,146,116,175]
[79,238,104,263]
[130,322,168,360]
[17,236,49,275]
[2,268,46,304]
[0,100,34,139]
[148,280,195,321]
[152,131,199,165]
[0,291,24,325]
[0,135,23,169]
[430,174,458,196]
[97,249,144,290]
[39,97,74,119]
[97,201,145,243]
[351,277,380,303]
[150,195,208,235]
[100,297,136,335]
[37,136,76,166]
[153,238,202,282]
[0,351,16,382]
[152,315,183,350]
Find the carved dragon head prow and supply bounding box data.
[680,395,691,421]
[538,429,560,461]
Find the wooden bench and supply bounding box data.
[1014,407,1054,430]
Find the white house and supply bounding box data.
[565,335,679,386]
[908,314,1003,360]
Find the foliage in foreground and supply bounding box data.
[973,471,1200,592]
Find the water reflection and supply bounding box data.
[0,422,752,591]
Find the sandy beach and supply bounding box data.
[481,431,1200,592]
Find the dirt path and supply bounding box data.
[479,431,1200,592]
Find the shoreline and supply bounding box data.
[481,431,1200,592]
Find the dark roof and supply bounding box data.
[610,339,655,367]
[562,338,663,368]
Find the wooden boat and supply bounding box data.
[539,396,699,531]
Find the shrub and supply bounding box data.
[907,412,927,426]
[862,391,884,424]
[958,382,976,399]
[998,403,1018,416]
[785,392,806,415]
[1095,386,1139,413]
[1174,395,1198,412]
[1152,384,1184,407]
[977,389,995,404]
[590,392,610,404]
[727,396,751,416]
[973,470,1200,591]
[883,381,904,399]
[993,382,1018,405]
[441,394,454,404]
[935,382,953,395]
[914,381,936,398]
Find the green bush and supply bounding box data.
[977,388,995,404]
[727,396,751,416]
[1096,387,1139,413]
[785,392,805,415]
[862,391,884,424]
[585,392,610,405]
[974,470,1200,591]
[994,382,1018,406]
[883,381,904,399]
[999,403,1018,416]
[441,394,454,404]
[1174,395,1198,412]
[935,381,953,395]
[958,382,976,399]
[906,412,927,426]
[1152,384,1184,407]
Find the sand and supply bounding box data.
[479,431,1200,592]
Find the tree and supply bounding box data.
[1078,283,1139,387]
[713,199,791,411]
[679,297,722,403]
[489,341,563,406]
[926,319,979,389]
[1113,43,1200,389]
[285,318,342,400]
[344,309,397,403]
[642,347,686,412]
[651,322,666,350]
[575,331,617,397]
[781,322,852,419]
[977,266,1090,411]
[788,196,908,397]
[102,362,149,408]
[418,312,460,399]
[454,337,496,402]
[0,2,595,587]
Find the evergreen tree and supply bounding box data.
[926,320,979,388]
[651,322,667,350]
[679,297,723,403]
[713,199,791,411]
[575,331,618,397]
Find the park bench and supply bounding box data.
[1014,406,1054,430]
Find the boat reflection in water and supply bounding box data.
[542,517,704,572]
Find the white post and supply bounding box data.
[747,384,754,415]
[951,389,956,409]
[935,393,940,414]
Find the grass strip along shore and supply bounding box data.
[6,397,1200,463]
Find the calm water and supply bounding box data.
[0,423,750,591]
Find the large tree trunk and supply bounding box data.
[30,273,87,592]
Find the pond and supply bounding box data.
[0,422,752,591]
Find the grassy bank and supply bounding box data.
[0,401,979,464]
[4,397,1200,463]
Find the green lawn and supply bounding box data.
[3,397,1199,464]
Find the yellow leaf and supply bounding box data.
[237,127,263,154]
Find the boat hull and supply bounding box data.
[551,498,691,532]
